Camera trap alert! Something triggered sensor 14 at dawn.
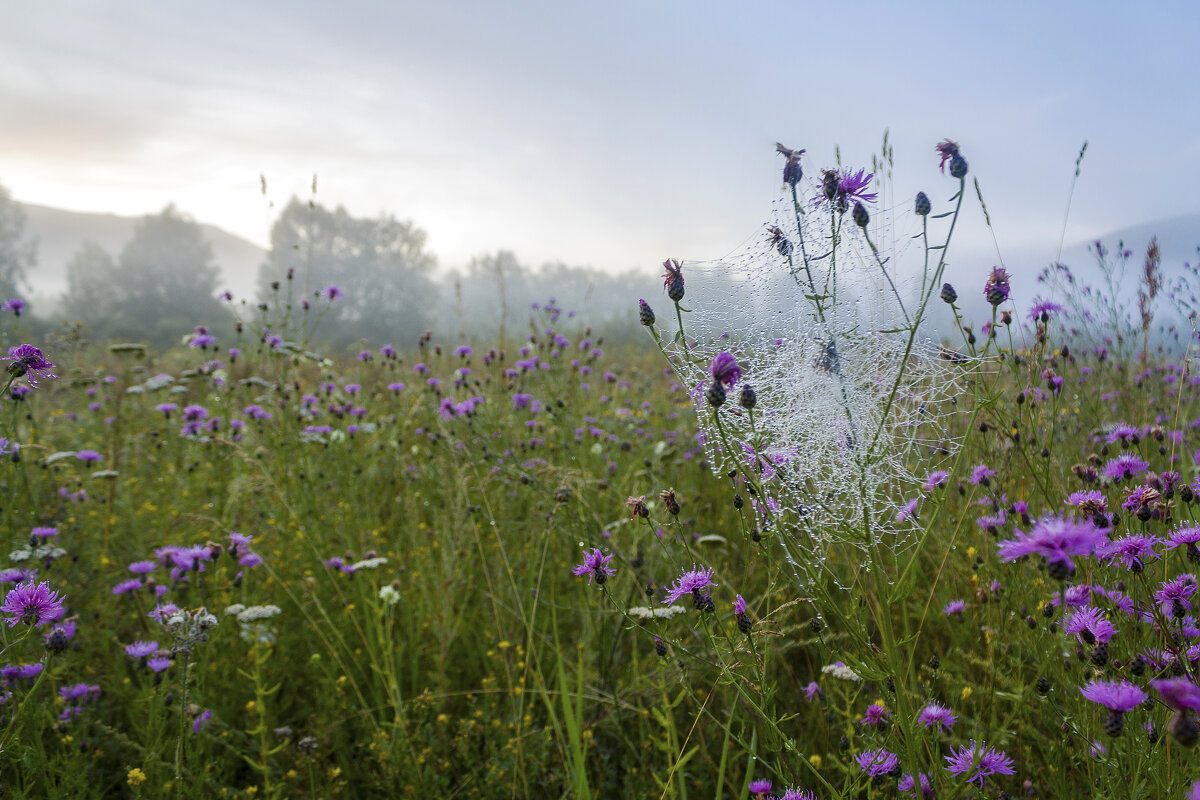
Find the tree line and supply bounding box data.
[0,182,655,349]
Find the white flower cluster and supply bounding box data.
[628,605,688,621]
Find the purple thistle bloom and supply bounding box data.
[322,285,341,301]
[896,497,919,522]
[1065,605,1117,645]
[571,548,615,585]
[75,450,102,463]
[125,641,159,658]
[969,464,995,485]
[814,168,878,209]
[1079,679,1145,712]
[922,470,950,492]
[983,267,1011,306]
[917,702,957,732]
[1167,525,1200,554]
[710,352,742,388]
[58,683,99,702]
[111,578,143,595]
[997,515,1107,576]
[1190,781,1200,800]
[1096,534,1162,571]
[854,748,899,777]
[2,298,26,315]
[944,600,966,616]
[1104,423,1140,444]
[802,681,822,700]
[780,791,818,800]
[662,565,718,605]
[0,580,65,627]
[1027,300,1065,320]
[733,594,747,616]
[30,526,58,539]
[898,772,932,798]
[1102,452,1149,481]
[1,344,57,387]
[748,779,772,795]
[1065,490,1108,516]
[192,708,212,733]
[860,703,892,727]
[1154,574,1197,617]
[943,740,1014,787]
[1151,678,1200,712]
[146,657,172,673]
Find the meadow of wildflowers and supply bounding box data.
[0,139,1198,799]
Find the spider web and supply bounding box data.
[660,182,966,564]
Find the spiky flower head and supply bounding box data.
[571,548,615,585]
[917,702,957,731]
[997,515,1107,578]
[943,740,1014,787]
[983,267,1010,306]
[1079,679,1146,712]
[854,748,899,777]
[710,352,742,388]
[662,259,685,302]
[1,344,57,387]
[1,580,65,627]
[914,192,931,216]
[638,299,656,327]
[662,565,717,605]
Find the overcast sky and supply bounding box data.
[3,0,1198,279]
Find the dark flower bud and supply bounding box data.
[949,153,969,179]
[940,283,958,304]
[705,380,726,408]
[739,384,756,410]
[654,637,668,658]
[638,299,656,327]
[1036,676,1051,695]
[810,616,822,633]
[45,629,70,654]
[783,157,802,187]
[915,191,931,216]
[852,201,869,228]
[732,493,744,509]
[822,170,838,201]
[737,614,752,634]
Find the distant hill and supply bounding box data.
[18,203,266,314]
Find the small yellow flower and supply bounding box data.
[961,686,972,701]
[808,754,822,769]
[127,768,147,787]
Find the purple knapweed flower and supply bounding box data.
[922,470,950,492]
[802,681,822,700]
[146,657,172,673]
[944,600,966,617]
[748,779,772,796]
[1065,605,1117,645]
[662,565,718,605]
[30,527,57,539]
[125,641,159,658]
[1028,300,1065,321]
[1152,678,1200,712]
[322,285,341,301]
[997,515,1107,579]
[983,267,1011,306]
[780,791,818,800]
[1079,679,1145,712]
[898,772,933,798]
[192,708,212,733]
[111,578,143,595]
[1,344,57,387]
[1,580,65,627]
[1066,490,1107,516]
[969,464,995,486]
[1154,574,1197,618]
[855,748,899,777]
[815,168,878,210]
[1102,452,1149,482]
[2,299,26,315]
[1097,534,1162,571]
[896,497,919,522]
[59,683,99,702]
[943,740,1014,787]
[860,703,892,728]
[572,548,615,585]
[710,352,742,388]
[733,594,747,616]
[917,702,957,732]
